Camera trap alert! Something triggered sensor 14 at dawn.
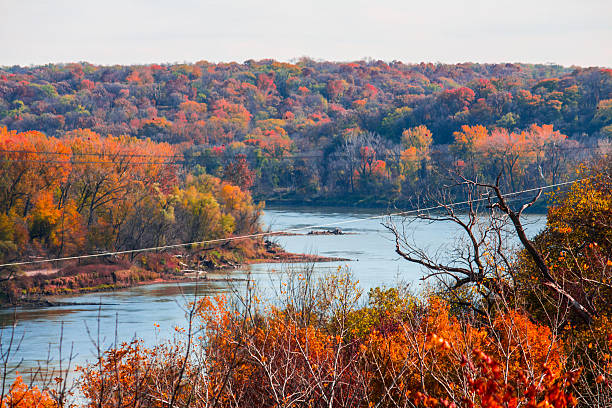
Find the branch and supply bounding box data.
[483,180,593,323]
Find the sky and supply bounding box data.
[1,0,610,67]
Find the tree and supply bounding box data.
[400,125,433,182]
[387,173,595,322]
[330,131,387,194]
[75,268,582,408]
[223,154,255,190]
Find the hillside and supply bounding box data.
[1,61,611,204]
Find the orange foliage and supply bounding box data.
[179,100,207,115]
[352,99,367,108]
[77,286,574,408]
[0,128,259,267]
[1,375,56,408]
[243,127,292,157]
[222,154,254,190]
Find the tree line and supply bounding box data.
[1,61,610,203]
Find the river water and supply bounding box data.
[0,207,546,384]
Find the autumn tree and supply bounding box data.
[400,125,433,181]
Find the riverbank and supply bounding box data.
[256,195,396,209]
[0,240,349,308]
[258,194,552,213]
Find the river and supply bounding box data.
[0,207,546,385]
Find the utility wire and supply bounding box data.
[0,178,584,268]
[0,149,182,158]
[0,158,182,165]
[0,144,602,161]
[0,146,602,166]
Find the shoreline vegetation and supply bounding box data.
[261,196,553,213]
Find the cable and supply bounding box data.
[0,149,182,158]
[0,178,584,268]
[0,147,601,165]
[0,144,602,162]
[0,158,182,165]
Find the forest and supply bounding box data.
[1,61,610,204]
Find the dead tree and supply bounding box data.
[386,174,594,324]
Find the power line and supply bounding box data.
[0,178,584,268]
[1,144,602,161]
[0,149,182,158]
[0,145,602,166]
[0,158,182,165]
[0,149,321,161]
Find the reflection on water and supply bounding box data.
[0,207,547,387]
[0,308,91,327]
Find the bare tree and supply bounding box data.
[386,173,593,324]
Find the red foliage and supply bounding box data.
[223,153,255,189]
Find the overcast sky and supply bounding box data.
[1,0,610,67]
